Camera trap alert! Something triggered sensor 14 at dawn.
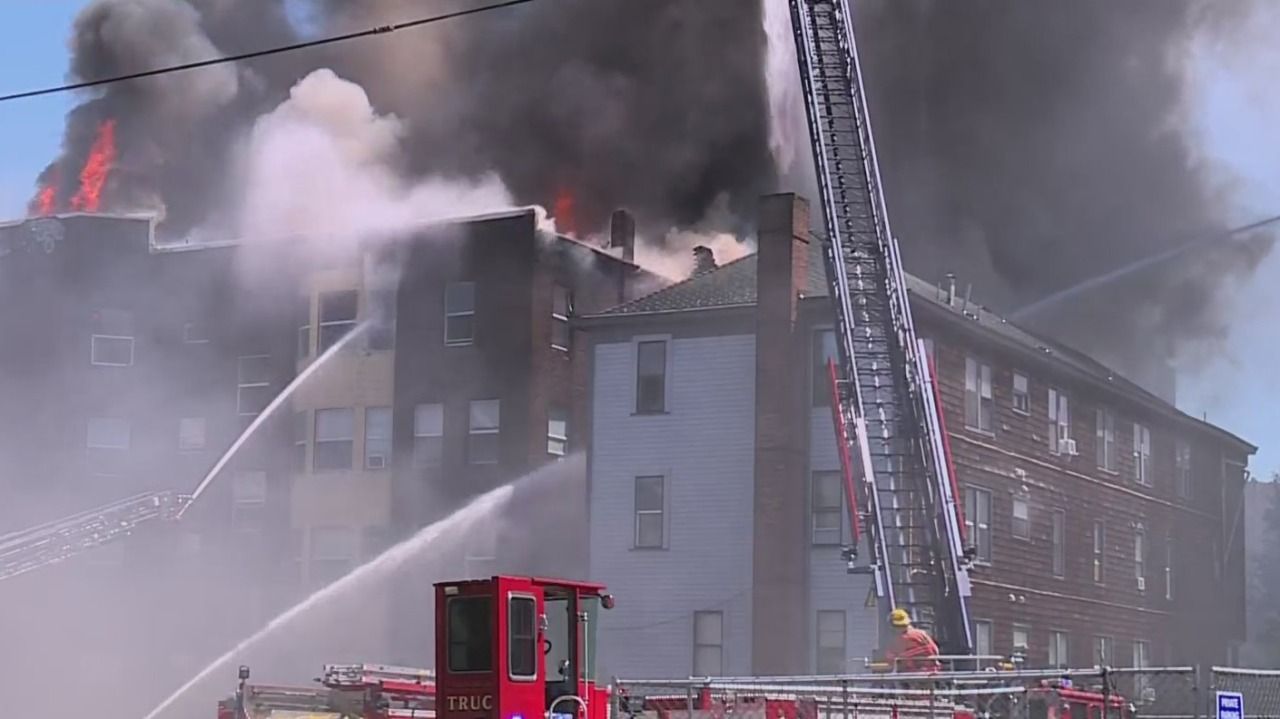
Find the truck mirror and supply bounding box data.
[601,594,615,610]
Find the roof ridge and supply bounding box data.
[606,251,757,313]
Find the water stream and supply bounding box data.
[143,476,519,719]
[178,321,370,516]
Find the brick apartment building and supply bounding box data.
[578,193,1253,679]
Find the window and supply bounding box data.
[318,290,358,353]
[1048,631,1069,669]
[1133,640,1152,698]
[547,406,568,456]
[87,417,130,449]
[1175,441,1192,498]
[813,330,838,407]
[308,525,358,586]
[1049,389,1071,454]
[973,620,993,658]
[183,321,209,344]
[294,411,308,472]
[636,340,668,413]
[1165,537,1174,600]
[1051,510,1066,578]
[236,355,272,416]
[964,357,993,432]
[634,475,665,548]
[91,335,134,366]
[178,417,206,451]
[365,289,396,351]
[508,595,537,679]
[1134,524,1146,590]
[964,486,992,563]
[1133,423,1151,485]
[551,284,572,351]
[693,611,723,677]
[1092,521,1106,584]
[313,408,355,471]
[811,471,843,545]
[413,403,444,469]
[1012,372,1030,413]
[816,610,846,674]
[1093,636,1114,666]
[1012,625,1030,657]
[364,407,391,469]
[468,399,500,464]
[231,470,267,531]
[298,322,311,359]
[1011,494,1030,540]
[1095,409,1116,472]
[445,282,476,346]
[447,596,493,673]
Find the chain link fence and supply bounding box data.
[613,666,1280,719]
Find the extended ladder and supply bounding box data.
[0,490,187,582]
[788,0,973,654]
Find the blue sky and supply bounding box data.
[1,3,1276,476]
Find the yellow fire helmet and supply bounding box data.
[889,608,911,627]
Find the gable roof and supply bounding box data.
[598,253,760,315]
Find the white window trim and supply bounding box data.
[811,470,845,546]
[551,284,572,352]
[1134,524,1147,591]
[468,398,501,465]
[965,485,993,565]
[363,406,392,470]
[1165,536,1174,601]
[1051,509,1066,579]
[547,406,568,457]
[1092,521,1106,585]
[963,356,994,434]
[1133,423,1152,486]
[1011,492,1031,541]
[236,354,272,417]
[633,334,673,415]
[1049,388,1072,455]
[90,334,135,367]
[313,407,356,472]
[1096,408,1117,474]
[972,619,994,658]
[633,473,669,550]
[444,281,476,347]
[1048,630,1069,668]
[692,610,725,677]
[1012,624,1031,655]
[183,321,210,344]
[317,290,359,351]
[1175,441,1192,498]
[1012,372,1030,414]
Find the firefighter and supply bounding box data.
[884,608,942,673]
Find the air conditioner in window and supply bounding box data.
[367,455,387,469]
[1137,576,1146,592]
[1061,438,1078,456]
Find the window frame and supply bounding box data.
[692,611,724,677]
[964,486,992,564]
[90,334,135,367]
[1012,372,1030,414]
[635,338,669,414]
[1092,521,1106,584]
[1012,624,1031,657]
[973,619,994,658]
[634,475,666,549]
[1051,509,1066,578]
[547,405,568,457]
[231,469,267,531]
[178,417,206,451]
[963,356,994,433]
[1133,423,1151,486]
[467,399,501,465]
[1049,388,1071,454]
[313,407,356,472]
[444,281,476,347]
[507,593,538,681]
[1048,630,1069,669]
[446,595,495,674]
[1175,440,1192,498]
[1096,408,1117,473]
[364,406,392,470]
[815,610,846,674]
[1011,493,1031,541]
[236,354,272,417]
[413,402,445,469]
[1093,635,1114,666]
[183,321,210,344]
[86,417,130,450]
[811,470,844,546]
[317,289,359,353]
[812,329,839,408]
[1165,536,1174,601]
[1134,523,1147,591]
[551,284,572,352]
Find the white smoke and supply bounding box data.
[222,68,516,272]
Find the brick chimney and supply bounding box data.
[610,209,635,263]
[752,192,810,675]
[692,245,717,275]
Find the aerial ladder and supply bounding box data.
[787,0,975,656]
[0,490,187,582]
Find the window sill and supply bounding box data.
[551,345,570,353]
[632,410,670,417]
[1098,467,1119,477]
[964,426,996,438]
[630,545,668,552]
[1011,407,1030,416]
[444,340,475,348]
[468,461,500,467]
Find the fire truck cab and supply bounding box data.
[435,576,614,719]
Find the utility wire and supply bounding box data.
[0,0,538,104]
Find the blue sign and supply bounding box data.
[1217,691,1244,719]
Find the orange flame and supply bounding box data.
[69,119,117,212]
[31,183,57,216]
[554,187,576,237]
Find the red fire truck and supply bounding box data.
[222,575,1131,719]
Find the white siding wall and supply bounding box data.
[808,408,880,670]
[590,334,756,679]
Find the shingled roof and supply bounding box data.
[583,240,1254,452]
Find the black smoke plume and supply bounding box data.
[844,0,1269,383]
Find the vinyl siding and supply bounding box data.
[809,408,880,669]
[590,334,756,679]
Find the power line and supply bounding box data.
[0,0,539,104]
